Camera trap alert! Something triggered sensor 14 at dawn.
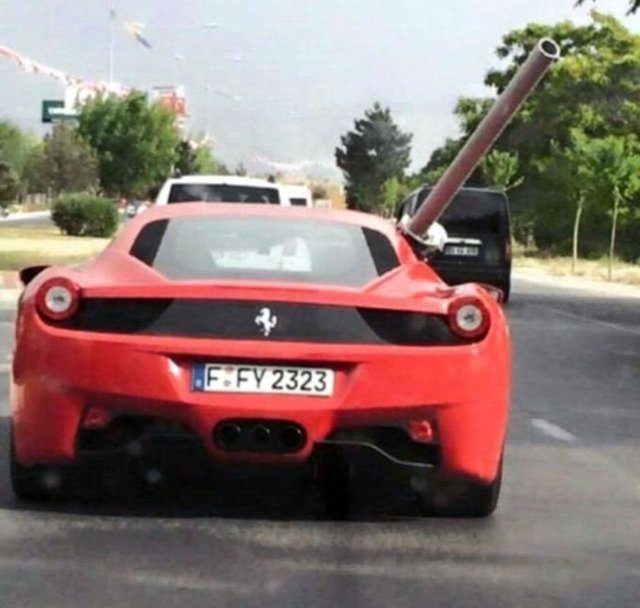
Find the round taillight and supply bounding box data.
[36,278,81,321]
[448,297,490,339]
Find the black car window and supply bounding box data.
[168,184,281,204]
[418,189,508,235]
[130,216,400,287]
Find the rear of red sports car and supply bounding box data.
[10,204,510,516]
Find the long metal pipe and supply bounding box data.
[407,38,561,237]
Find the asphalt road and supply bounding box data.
[0,211,52,229]
[0,277,638,607]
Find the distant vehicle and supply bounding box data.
[124,201,150,219]
[397,187,512,301]
[279,184,312,207]
[155,175,281,206]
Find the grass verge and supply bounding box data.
[0,226,111,271]
[514,255,640,286]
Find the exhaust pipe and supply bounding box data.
[215,422,242,449]
[214,420,307,453]
[251,424,271,446]
[279,425,305,451]
[406,38,561,242]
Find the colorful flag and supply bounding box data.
[124,22,152,49]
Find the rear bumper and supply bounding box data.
[12,309,510,483]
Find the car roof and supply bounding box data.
[164,175,278,188]
[413,185,507,196]
[279,184,311,194]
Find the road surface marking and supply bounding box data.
[531,418,576,442]
[0,363,10,374]
[530,303,640,336]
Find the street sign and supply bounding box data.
[42,100,77,123]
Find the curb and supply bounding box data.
[0,272,20,309]
[0,289,20,309]
[513,269,640,299]
[0,271,20,289]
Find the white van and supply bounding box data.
[155,175,282,205]
[279,184,313,207]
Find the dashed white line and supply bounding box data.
[531,418,576,442]
[0,363,10,374]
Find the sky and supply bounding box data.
[0,0,636,177]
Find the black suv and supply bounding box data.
[397,187,512,301]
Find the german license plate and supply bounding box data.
[445,245,479,256]
[191,363,334,397]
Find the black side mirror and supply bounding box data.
[19,265,49,286]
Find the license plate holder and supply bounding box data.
[192,363,334,397]
[444,245,480,257]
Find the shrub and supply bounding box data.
[52,193,118,237]
[0,162,19,209]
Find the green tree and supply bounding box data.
[590,135,640,279]
[0,121,38,176]
[175,140,200,175]
[379,177,410,218]
[454,97,494,135]
[77,92,179,198]
[576,0,639,15]
[335,102,412,213]
[52,193,119,237]
[413,98,492,189]
[481,150,524,192]
[416,138,463,186]
[23,124,98,197]
[175,138,225,175]
[0,162,19,210]
[428,13,640,259]
[544,131,601,271]
[20,144,45,195]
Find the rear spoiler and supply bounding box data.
[19,265,49,286]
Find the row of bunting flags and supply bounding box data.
[0,13,190,125]
[0,43,128,96]
[0,13,153,87]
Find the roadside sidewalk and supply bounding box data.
[0,210,50,223]
[513,267,640,299]
[0,271,20,309]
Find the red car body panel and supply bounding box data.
[11,204,510,483]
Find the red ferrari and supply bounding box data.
[10,203,509,516]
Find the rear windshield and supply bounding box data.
[417,189,509,234]
[130,216,399,287]
[168,183,280,204]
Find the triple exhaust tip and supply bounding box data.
[215,421,306,453]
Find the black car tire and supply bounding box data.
[419,458,502,518]
[314,451,353,520]
[10,429,67,501]
[498,277,511,303]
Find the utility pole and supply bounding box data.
[204,84,211,136]
[108,0,115,83]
